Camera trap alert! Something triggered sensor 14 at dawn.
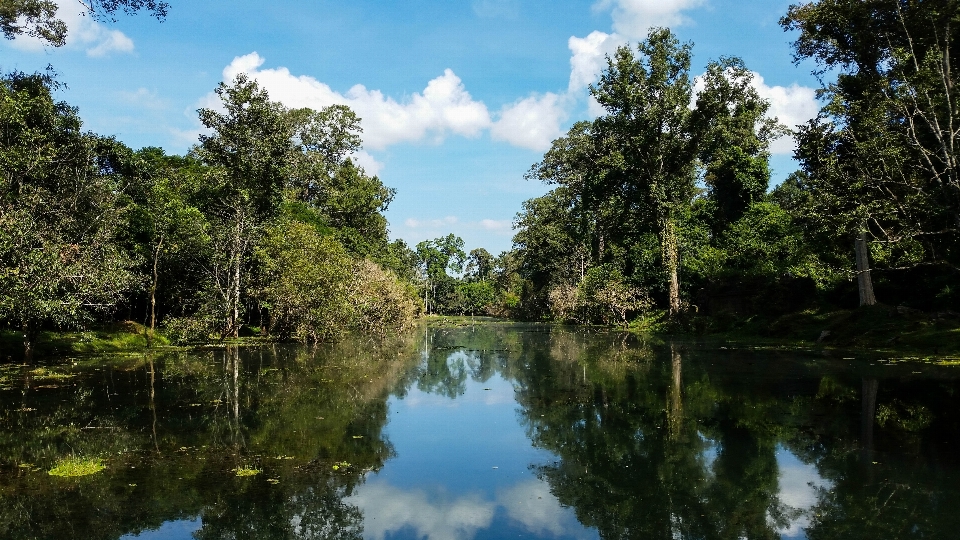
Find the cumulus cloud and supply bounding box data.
[751,73,819,155]
[595,0,706,39]
[567,1,707,94]
[346,483,496,540]
[217,53,491,151]
[490,92,568,151]
[10,5,135,56]
[568,31,625,93]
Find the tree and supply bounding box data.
[693,57,784,232]
[1,0,169,47]
[465,248,494,282]
[0,71,136,349]
[414,234,465,314]
[782,0,960,304]
[196,74,293,337]
[128,148,209,341]
[589,28,699,317]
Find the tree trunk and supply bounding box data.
[232,255,241,338]
[668,343,683,440]
[855,232,877,306]
[149,234,163,347]
[662,217,681,317]
[861,377,878,474]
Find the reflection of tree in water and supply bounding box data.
[507,328,960,540]
[395,322,520,399]
[0,335,418,540]
[510,334,808,539]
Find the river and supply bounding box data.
[1,322,958,539]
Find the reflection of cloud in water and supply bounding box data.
[499,480,581,537]
[347,479,593,539]
[776,447,831,539]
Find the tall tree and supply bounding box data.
[0,71,135,349]
[590,28,698,316]
[693,57,784,232]
[415,234,465,314]
[782,0,960,300]
[196,74,293,337]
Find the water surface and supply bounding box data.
[2,323,959,539]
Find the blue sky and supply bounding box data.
[3,0,823,255]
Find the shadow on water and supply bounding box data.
[2,323,960,539]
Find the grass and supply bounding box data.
[0,321,174,357]
[47,457,106,477]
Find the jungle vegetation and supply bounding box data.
[2,0,959,349]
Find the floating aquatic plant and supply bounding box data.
[233,466,261,477]
[48,457,106,477]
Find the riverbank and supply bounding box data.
[3,305,959,360]
[627,304,960,357]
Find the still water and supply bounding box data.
[2,322,959,539]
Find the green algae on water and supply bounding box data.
[233,466,261,477]
[48,457,106,477]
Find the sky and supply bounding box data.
[2,0,824,255]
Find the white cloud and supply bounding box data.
[751,73,819,155]
[218,53,491,151]
[498,481,580,537]
[490,92,568,151]
[350,150,384,176]
[346,482,496,540]
[776,449,831,537]
[10,5,135,56]
[346,479,592,540]
[568,31,625,93]
[594,0,706,39]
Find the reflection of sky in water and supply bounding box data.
[775,446,831,540]
[347,352,598,540]
[118,517,200,540]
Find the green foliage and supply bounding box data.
[254,220,416,342]
[547,265,652,325]
[782,0,960,277]
[0,0,168,47]
[0,72,137,345]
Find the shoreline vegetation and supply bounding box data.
[2,2,958,359]
[2,306,958,361]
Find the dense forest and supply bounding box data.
[1,0,959,348]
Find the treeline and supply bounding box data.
[491,2,960,326]
[0,71,422,348]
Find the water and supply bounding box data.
[1,322,959,539]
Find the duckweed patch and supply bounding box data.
[48,457,106,477]
[233,466,261,477]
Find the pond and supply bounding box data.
[1,322,959,539]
